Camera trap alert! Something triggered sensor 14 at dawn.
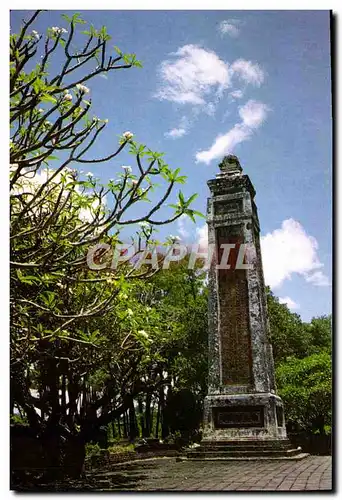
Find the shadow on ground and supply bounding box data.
[13,460,165,492]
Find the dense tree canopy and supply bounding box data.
[10,10,203,479]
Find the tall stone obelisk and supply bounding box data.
[187,156,307,459]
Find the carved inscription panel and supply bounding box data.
[213,406,264,428]
[214,199,243,215]
[216,225,252,385]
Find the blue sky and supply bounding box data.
[10,10,332,322]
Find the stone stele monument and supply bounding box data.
[186,155,307,460]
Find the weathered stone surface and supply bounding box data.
[199,155,293,451]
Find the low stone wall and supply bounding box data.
[85,449,180,470]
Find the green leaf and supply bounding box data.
[192,210,205,218]
[178,191,185,205]
[185,209,196,223]
[186,193,198,206]
[61,14,72,22]
[175,176,187,184]
[16,271,41,285]
[41,93,57,104]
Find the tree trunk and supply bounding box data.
[156,385,165,439]
[137,397,145,437]
[61,374,67,417]
[144,393,152,437]
[162,385,171,439]
[155,398,161,439]
[123,411,128,438]
[128,399,137,441]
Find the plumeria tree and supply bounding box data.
[10,10,202,481]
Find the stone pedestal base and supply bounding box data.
[202,393,287,442]
[185,392,308,460]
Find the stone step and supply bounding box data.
[179,452,310,462]
[198,440,292,449]
[187,448,302,458]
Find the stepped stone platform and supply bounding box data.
[183,439,309,461]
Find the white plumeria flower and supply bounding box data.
[31,30,40,40]
[121,165,132,174]
[123,131,134,140]
[138,221,150,228]
[51,26,68,35]
[86,172,94,177]
[38,108,44,113]
[63,93,73,102]
[76,83,90,94]
[131,179,138,186]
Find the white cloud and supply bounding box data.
[305,270,330,287]
[261,218,329,289]
[218,19,241,37]
[279,296,300,310]
[230,59,265,87]
[177,214,191,239]
[155,44,230,106]
[230,89,244,99]
[239,100,269,129]
[196,224,208,250]
[165,115,190,139]
[165,127,187,139]
[195,99,269,164]
[196,124,250,164]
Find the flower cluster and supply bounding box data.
[51,26,68,35]
[76,83,90,94]
[121,165,132,174]
[31,30,40,40]
[138,221,151,229]
[63,93,73,102]
[123,131,134,140]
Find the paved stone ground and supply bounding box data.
[92,455,332,491]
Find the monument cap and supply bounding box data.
[218,155,243,176]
